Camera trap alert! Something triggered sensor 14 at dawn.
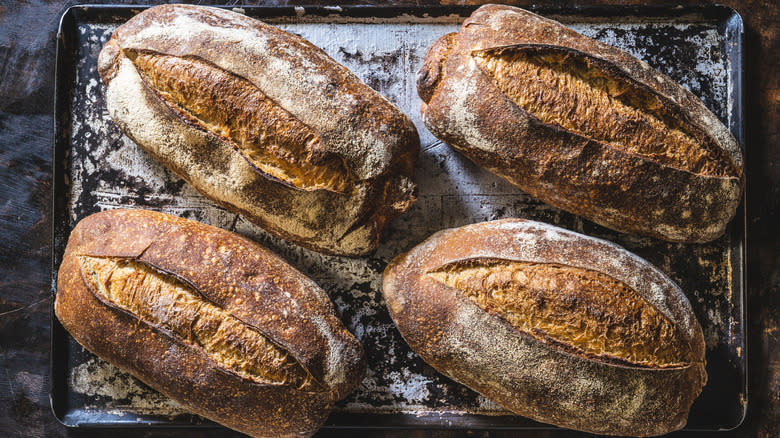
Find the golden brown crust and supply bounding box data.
[382,219,707,437]
[428,258,689,368]
[130,51,352,193]
[417,32,457,105]
[77,255,321,390]
[99,4,419,256]
[417,4,743,243]
[55,209,366,438]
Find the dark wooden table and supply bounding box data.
[1,1,776,437]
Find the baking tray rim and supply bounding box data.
[49,2,748,432]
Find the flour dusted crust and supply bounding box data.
[55,209,366,438]
[382,219,707,437]
[418,4,743,243]
[99,4,419,256]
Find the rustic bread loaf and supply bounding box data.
[382,219,707,437]
[418,4,743,243]
[55,209,366,438]
[98,4,419,256]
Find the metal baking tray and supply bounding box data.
[52,4,746,432]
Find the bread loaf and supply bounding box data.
[98,4,419,256]
[55,209,366,438]
[418,4,743,243]
[382,219,707,437]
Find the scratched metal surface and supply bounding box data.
[51,5,745,431]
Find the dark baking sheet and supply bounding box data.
[51,4,746,432]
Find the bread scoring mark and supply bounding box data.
[472,45,735,178]
[77,255,323,391]
[126,5,415,182]
[428,258,689,368]
[128,50,352,193]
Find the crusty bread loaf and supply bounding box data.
[55,209,366,438]
[98,4,419,256]
[382,219,707,437]
[418,4,743,243]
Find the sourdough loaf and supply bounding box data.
[55,209,366,438]
[99,4,419,256]
[418,4,743,243]
[382,219,707,436]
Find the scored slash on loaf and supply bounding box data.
[55,209,366,438]
[98,4,420,256]
[62,4,733,436]
[382,219,707,437]
[418,4,743,243]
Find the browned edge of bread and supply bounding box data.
[382,218,707,437]
[98,4,420,256]
[55,209,366,438]
[417,4,743,243]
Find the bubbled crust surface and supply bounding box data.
[55,209,366,438]
[417,4,743,243]
[98,4,419,256]
[382,219,707,437]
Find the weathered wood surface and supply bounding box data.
[0,1,776,437]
